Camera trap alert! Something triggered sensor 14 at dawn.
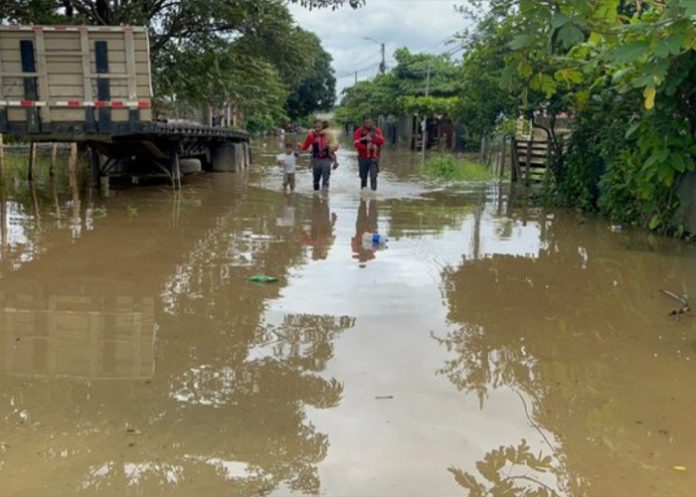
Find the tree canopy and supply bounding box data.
[0,0,350,127]
[286,34,337,120]
[335,49,466,127]
[481,0,696,233]
[336,0,696,234]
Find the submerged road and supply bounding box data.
[1,139,696,497]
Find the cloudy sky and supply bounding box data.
[288,0,471,97]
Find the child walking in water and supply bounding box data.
[277,142,298,193]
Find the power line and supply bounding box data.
[336,63,381,80]
[340,48,382,73]
[414,32,461,54]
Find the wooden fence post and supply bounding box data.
[27,142,36,182]
[0,134,5,184]
[499,136,508,179]
[524,136,534,184]
[50,142,58,177]
[510,137,520,182]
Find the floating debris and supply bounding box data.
[660,289,690,321]
[248,275,279,283]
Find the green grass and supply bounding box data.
[423,155,494,182]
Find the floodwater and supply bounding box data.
[1,139,696,497]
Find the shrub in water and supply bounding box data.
[423,155,493,182]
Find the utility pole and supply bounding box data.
[380,43,386,74]
[421,62,432,162]
[355,71,358,84]
[363,37,386,75]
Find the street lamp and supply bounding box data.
[362,36,386,74]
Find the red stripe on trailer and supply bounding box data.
[94,101,108,108]
[67,100,81,108]
[138,101,151,109]
[20,100,34,107]
[111,101,125,109]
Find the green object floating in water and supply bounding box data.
[248,275,279,283]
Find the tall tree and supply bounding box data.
[0,0,348,127]
[0,1,363,56]
[286,33,336,120]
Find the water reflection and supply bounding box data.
[0,149,90,277]
[437,209,696,497]
[6,142,696,496]
[300,195,336,261]
[0,168,356,496]
[449,439,565,497]
[276,195,297,228]
[0,282,155,379]
[388,191,475,240]
[352,199,379,263]
[0,189,7,256]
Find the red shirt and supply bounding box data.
[301,131,338,159]
[353,126,385,159]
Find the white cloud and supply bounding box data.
[288,0,471,96]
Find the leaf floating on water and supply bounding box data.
[673,465,687,472]
[126,428,142,436]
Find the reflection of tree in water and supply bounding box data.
[0,183,356,496]
[257,314,356,373]
[436,212,696,496]
[431,324,535,407]
[388,191,476,241]
[143,193,355,494]
[98,312,354,496]
[449,440,561,497]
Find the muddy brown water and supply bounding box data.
[1,139,696,497]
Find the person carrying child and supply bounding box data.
[299,120,340,191]
[277,142,299,193]
[353,115,385,191]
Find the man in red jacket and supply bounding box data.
[353,115,385,191]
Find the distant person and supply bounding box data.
[277,142,298,193]
[299,120,339,191]
[353,116,385,191]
